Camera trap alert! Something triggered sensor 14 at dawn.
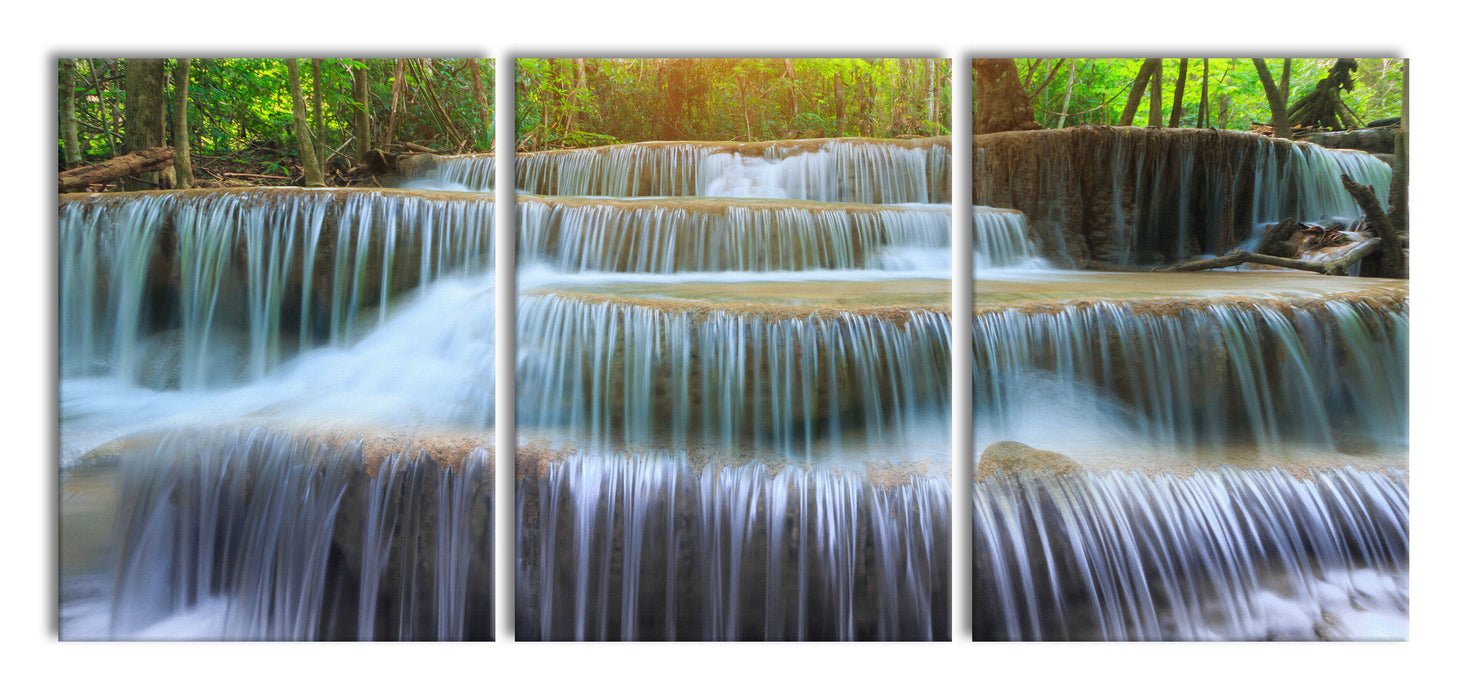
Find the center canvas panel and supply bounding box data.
[509,57,954,641]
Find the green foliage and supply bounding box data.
[515,58,951,149]
[60,58,496,169]
[1008,58,1404,132]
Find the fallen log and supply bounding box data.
[1340,174,1407,279]
[59,147,174,191]
[1154,239,1380,276]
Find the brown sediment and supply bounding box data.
[518,193,946,215]
[60,185,497,206]
[526,282,952,322]
[970,272,1407,317]
[513,135,952,160]
[973,440,1408,483]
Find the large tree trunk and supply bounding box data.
[1253,58,1293,139]
[286,59,325,187]
[467,58,489,149]
[1118,59,1161,127]
[1169,58,1188,128]
[352,59,371,162]
[121,58,167,191]
[59,59,82,168]
[971,58,1041,134]
[59,147,173,191]
[1147,62,1164,127]
[1389,59,1408,231]
[171,58,193,189]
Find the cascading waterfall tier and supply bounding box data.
[516,449,950,641]
[971,284,1408,453]
[447,137,949,202]
[60,427,495,641]
[972,126,1392,267]
[971,451,1407,641]
[60,188,496,389]
[515,290,952,458]
[517,195,953,273]
[972,206,1045,269]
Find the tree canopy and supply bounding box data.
[515,58,952,149]
[59,58,494,182]
[980,58,1404,132]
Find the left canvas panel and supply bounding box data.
[58,57,499,640]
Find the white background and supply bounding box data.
[6,4,1459,697]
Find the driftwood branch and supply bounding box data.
[1340,174,1407,279]
[59,147,174,191]
[1155,239,1380,276]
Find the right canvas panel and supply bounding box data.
[969,58,1408,640]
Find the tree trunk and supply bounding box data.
[567,58,587,139]
[386,59,407,147]
[1118,59,1161,127]
[972,58,1041,134]
[59,147,173,191]
[1056,61,1077,128]
[91,59,119,158]
[287,59,324,187]
[1388,59,1408,231]
[121,59,167,191]
[1147,62,1163,127]
[59,59,82,168]
[834,72,845,135]
[786,58,798,123]
[1169,58,1188,128]
[171,58,193,189]
[1341,174,1406,279]
[467,59,489,149]
[1253,59,1293,139]
[353,59,371,162]
[1196,59,1209,128]
[311,59,326,169]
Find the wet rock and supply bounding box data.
[976,440,1081,481]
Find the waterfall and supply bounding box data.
[516,294,952,458]
[60,188,495,389]
[516,451,949,641]
[972,292,1408,453]
[972,465,1407,641]
[498,137,950,202]
[61,428,495,641]
[973,127,1394,265]
[973,206,1046,269]
[517,195,952,273]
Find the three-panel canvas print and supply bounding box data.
[56,57,1408,642]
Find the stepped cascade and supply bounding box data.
[965,126,1408,641]
[973,126,1392,267]
[514,137,962,640]
[59,186,500,640]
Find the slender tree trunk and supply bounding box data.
[122,58,167,190]
[311,59,326,169]
[353,59,371,161]
[92,59,119,158]
[834,72,845,135]
[1118,58,1161,126]
[59,59,82,167]
[386,59,407,147]
[1196,59,1210,128]
[1147,62,1164,127]
[1056,61,1077,128]
[287,59,324,187]
[786,58,798,123]
[1253,58,1293,139]
[1217,93,1232,129]
[1280,58,1291,111]
[568,58,587,139]
[1169,58,1188,128]
[172,58,193,188]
